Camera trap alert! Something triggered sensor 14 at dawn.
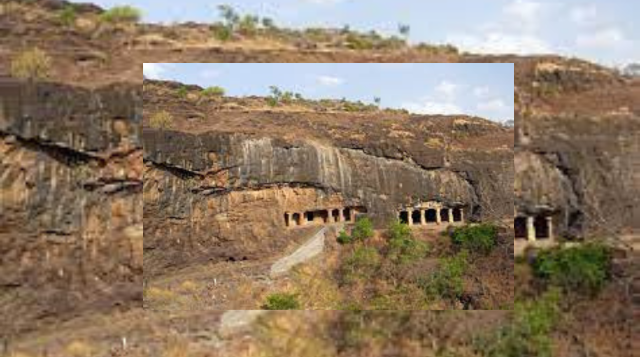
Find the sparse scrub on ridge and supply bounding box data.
[99,5,142,24]
[176,86,188,98]
[10,47,51,80]
[267,85,299,107]
[58,5,77,27]
[149,110,174,130]
[201,86,226,97]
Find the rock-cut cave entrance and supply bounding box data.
[440,208,449,223]
[514,216,527,240]
[332,209,340,222]
[399,211,409,225]
[411,210,422,225]
[425,209,437,223]
[452,208,463,222]
[534,216,551,239]
[292,213,301,226]
[344,208,352,222]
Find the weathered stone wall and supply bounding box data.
[515,114,640,238]
[143,127,512,274]
[0,79,142,335]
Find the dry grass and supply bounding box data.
[10,48,51,80]
[64,341,94,357]
[148,111,174,130]
[244,313,336,357]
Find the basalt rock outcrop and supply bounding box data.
[143,80,513,276]
[514,57,640,239]
[0,78,143,336]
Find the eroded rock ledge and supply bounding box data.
[143,121,512,275]
[0,79,142,337]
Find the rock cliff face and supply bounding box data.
[143,80,513,275]
[0,79,142,336]
[513,57,640,238]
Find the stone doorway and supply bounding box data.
[514,216,527,239]
[426,209,437,223]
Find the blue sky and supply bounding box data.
[87,0,636,65]
[143,63,514,123]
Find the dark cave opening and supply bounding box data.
[426,209,437,223]
[514,216,527,239]
[411,210,422,225]
[399,211,409,225]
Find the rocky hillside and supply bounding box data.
[513,57,640,240]
[0,79,143,337]
[142,80,513,276]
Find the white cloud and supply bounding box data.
[570,4,599,27]
[447,32,552,55]
[576,27,629,49]
[435,80,460,99]
[446,0,554,56]
[317,75,344,86]
[473,86,491,98]
[143,63,171,80]
[401,98,462,115]
[503,0,544,31]
[201,69,221,79]
[478,99,508,112]
[305,0,343,4]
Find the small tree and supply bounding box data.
[351,217,374,243]
[261,17,275,29]
[10,48,51,81]
[218,4,240,26]
[373,97,381,107]
[267,85,282,107]
[149,110,173,130]
[238,14,259,36]
[99,6,142,24]
[386,220,429,264]
[398,23,411,42]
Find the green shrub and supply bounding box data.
[450,223,498,254]
[351,217,374,243]
[532,243,611,295]
[176,86,188,98]
[99,6,142,24]
[425,250,469,299]
[477,288,561,357]
[342,247,381,283]
[149,110,173,130]
[201,86,226,97]
[262,293,300,310]
[10,48,51,80]
[58,5,77,27]
[267,85,282,107]
[337,230,353,245]
[212,25,233,41]
[238,15,259,36]
[386,220,429,264]
[345,34,373,50]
